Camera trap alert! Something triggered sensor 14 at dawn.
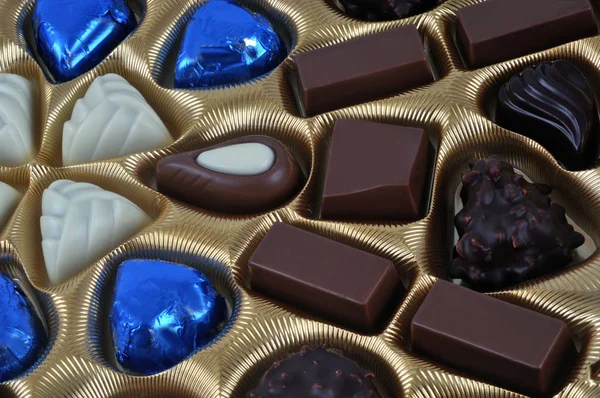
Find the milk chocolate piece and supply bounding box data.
[156,136,301,214]
[248,346,381,398]
[411,280,576,396]
[321,119,431,221]
[249,223,402,333]
[496,60,599,170]
[292,26,434,116]
[457,0,597,69]
[450,157,585,291]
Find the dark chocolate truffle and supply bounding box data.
[156,136,301,214]
[450,156,584,291]
[496,60,599,170]
[248,346,381,398]
[337,0,444,21]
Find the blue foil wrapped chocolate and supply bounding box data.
[0,274,47,382]
[110,259,227,375]
[174,0,286,88]
[32,0,137,83]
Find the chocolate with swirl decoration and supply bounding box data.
[496,60,599,170]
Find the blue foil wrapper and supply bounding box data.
[110,259,227,375]
[32,0,136,83]
[174,0,286,88]
[0,274,47,382]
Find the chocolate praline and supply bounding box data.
[337,0,445,21]
[248,346,381,398]
[156,136,302,214]
[450,156,584,291]
[110,259,227,375]
[0,274,47,382]
[496,60,599,170]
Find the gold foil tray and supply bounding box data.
[0,0,599,396]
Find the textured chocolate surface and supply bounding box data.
[321,119,431,221]
[337,0,444,21]
[248,346,381,397]
[457,0,597,69]
[156,136,301,214]
[249,223,402,333]
[292,26,433,116]
[411,280,576,396]
[450,157,585,291]
[496,60,599,170]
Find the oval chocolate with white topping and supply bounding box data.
[156,136,301,214]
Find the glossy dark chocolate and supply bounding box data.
[411,280,576,396]
[450,157,584,291]
[156,136,301,214]
[249,223,402,333]
[292,26,434,116]
[496,60,599,170]
[248,346,381,398]
[321,119,431,221]
[457,0,597,69]
[337,0,444,21]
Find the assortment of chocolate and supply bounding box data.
[0,0,598,395]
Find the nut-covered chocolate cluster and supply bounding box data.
[450,156,585,291]
[248,346,381,398]
[337,0,444,21]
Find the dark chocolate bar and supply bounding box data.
[292,26,434,116]
[457,0,597,69]
[249,223,402,333]
[411,280,576,396]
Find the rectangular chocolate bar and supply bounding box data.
[411,281,576,396]
[457,0,598,69]
[292,25,434,117]
[249,222,402,333]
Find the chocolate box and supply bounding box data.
[0,0,600,396]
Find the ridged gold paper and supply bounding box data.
[0,0,599,396]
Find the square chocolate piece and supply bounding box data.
[321,119,430,221]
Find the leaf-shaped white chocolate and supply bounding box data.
[62,74,173,166]
[0,74,35,166]
[0,181,22,228]
[41,180,151,285]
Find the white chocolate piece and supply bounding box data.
[0,74,36,166]
[0,181,22,228]
[41,180,151,285]
[196,142,275,175]
[62,74,174,166]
